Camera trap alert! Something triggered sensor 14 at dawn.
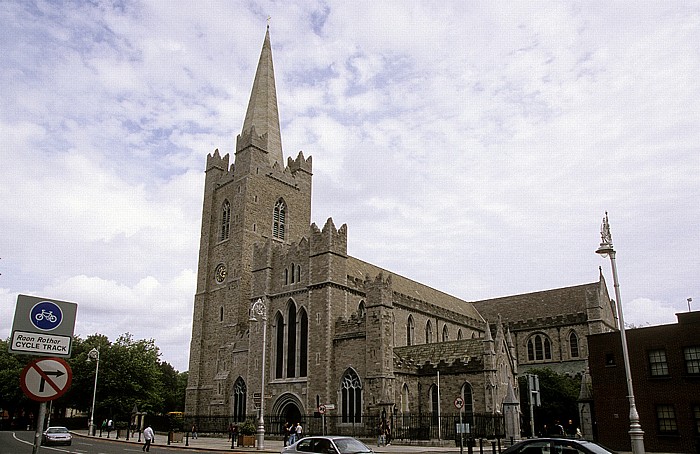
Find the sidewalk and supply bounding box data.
[74,430,470,452]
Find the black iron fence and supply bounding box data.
[182,412,504,441]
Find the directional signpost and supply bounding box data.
[9,295,78,454]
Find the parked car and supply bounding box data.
[281,436,374,454]
[42,426,72,446]
[502,438,616,454]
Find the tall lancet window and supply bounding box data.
[220,200,231,241]
[273,199,286,240]
[233,377,247,422]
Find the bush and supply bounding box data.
[239,420,256,436]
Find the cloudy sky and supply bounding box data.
[1,1,698,373]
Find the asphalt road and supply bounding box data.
[0,430,222,454]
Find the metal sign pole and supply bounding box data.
[32,401,46,454]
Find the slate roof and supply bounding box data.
[471,281,601,324]
[346,256,484,322]
[394,338,486,366]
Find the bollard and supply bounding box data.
[186,431,189,447]
[168,430,172,445]
[479,438,484,454]
[491,440,496,453]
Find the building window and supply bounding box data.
[273,199,286,240]
[341,369,362,423]
[406,316,415,346]
[693,404,700,435]
[684,346,700,374]
[569,331,579,358]
[425,321,433,344]
[220,200,231,241]
[429,384,439,424]
[527,334,553,361]
[461,382,474,421]
[656,405,678,434]
[442,325,449,342]
[401,384,410,413]
[274,304,307,379]
[220,306,224,322]
[648,349,669,377]
[274,312,284,379]
[357,301,366,318]
[299,309,308,377]
[287,303,297,378]
[233,377,247,422]
[457,329,463,341]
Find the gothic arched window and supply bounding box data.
[401,383,410,413]
[341,369,362,423]
[429,384,439,424]
[299,308,308,377]
[442,325,449,342]
[220,200,231,241]
[233,377,247,422]
[287,302,297,378]
[425,320,433,344]
[274,311,284,378]
[407,316,415,346]
[461,382,474,422]
[273,199,286,240]
[357,301,366,318]
[527,334,553,361]
[457,329,463,341]
[569,331,579,358]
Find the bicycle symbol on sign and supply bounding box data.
[35,309,58,323]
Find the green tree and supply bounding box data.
[0,339,33,425]
[519,368,581,437]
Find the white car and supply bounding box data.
[42,426,72,446]
[281,436,374,454]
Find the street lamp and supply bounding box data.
[249,298,268,451]
[87,347,100,436]
[596,212,645,454]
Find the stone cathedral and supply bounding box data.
[185,29,619,437]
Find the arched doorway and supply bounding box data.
[272,393,304,424]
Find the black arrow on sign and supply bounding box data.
[39,370,65,392]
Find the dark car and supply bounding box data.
[281,435,374,454]
[502,438,616,454]
[41,426,72,446]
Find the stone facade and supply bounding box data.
[185,29,618,437]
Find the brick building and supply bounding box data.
[588,311,700,453]
[185,28,617,438]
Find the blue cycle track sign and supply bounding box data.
[9,295,77,358]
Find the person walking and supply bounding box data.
[295,421,303,441]
[288,422,297,445]
[142,425,155,452]
[283,422,290,446]
[191,424,198,439]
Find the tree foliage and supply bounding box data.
[519,368,582,437]
[1,333,187,427]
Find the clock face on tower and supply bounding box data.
[215,264,227,283]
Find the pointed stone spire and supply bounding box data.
[240,26,283,167]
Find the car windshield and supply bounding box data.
[333,438,372,454]
[47,427,68,433]
[577,441,614,454]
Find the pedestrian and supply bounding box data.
[295,421,303,441]
[283,422,290,446]
[228,423,234,440]
[191,424,198,439]
[377,421,384,446]
[288,422,297,445]
[232,425,239,447]
[142,425,155,452]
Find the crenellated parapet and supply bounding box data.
[287,151,312,175]
[206,148,229,172]
[309,218,348,257]
[507,313,587,331]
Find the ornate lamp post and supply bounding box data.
[596,212,645,454]
[87,347,100,436]
[249,298,268,450]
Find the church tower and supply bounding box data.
[186,27,312,416]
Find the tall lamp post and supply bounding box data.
[87,347,100,436]
[596,212,645,454]
[249,298,268,450]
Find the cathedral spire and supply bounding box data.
[240,26,283,167]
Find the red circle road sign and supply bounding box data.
[454,397,464,409]
[20,357,72,402]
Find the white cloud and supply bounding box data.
[1,1,699,372]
